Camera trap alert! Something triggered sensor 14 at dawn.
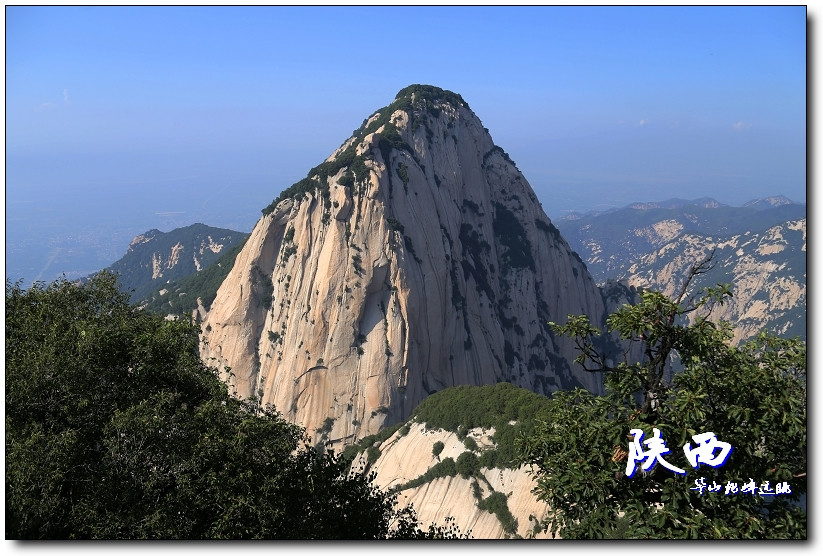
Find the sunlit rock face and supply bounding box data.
[625,218,806,344]
[200,85,607,448]
[360,422,554,539]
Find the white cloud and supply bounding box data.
[35,89,70,111]
[732,121,751,131]
[636,119,649,127]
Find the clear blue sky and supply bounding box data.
[3,4,808,280]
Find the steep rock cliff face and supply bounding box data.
[200,85,607,447]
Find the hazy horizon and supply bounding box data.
[4,5,807,286]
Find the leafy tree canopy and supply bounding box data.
[517,254,806,539]
[5,272,466,539]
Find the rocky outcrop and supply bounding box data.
[200,85,608,448]
[360,422,552,539]
[625,219,806,344]
[556,198,806,284]
[557,198,806,344]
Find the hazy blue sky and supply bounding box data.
[4,4,807,282]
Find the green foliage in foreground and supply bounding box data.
[5,273,468,539]
[517,255,806,539]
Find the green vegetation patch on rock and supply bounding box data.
[411,382,553,468]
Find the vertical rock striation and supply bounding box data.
[200,85,607,448]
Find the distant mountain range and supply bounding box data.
[103,193,806,347]
[555,196,806,343]
[560,195,796,220]
[102,223,249,304]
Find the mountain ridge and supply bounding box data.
[555,199,805,279]
[96,222,249,303]
[559,195,803,221]
[555,199,806,344]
